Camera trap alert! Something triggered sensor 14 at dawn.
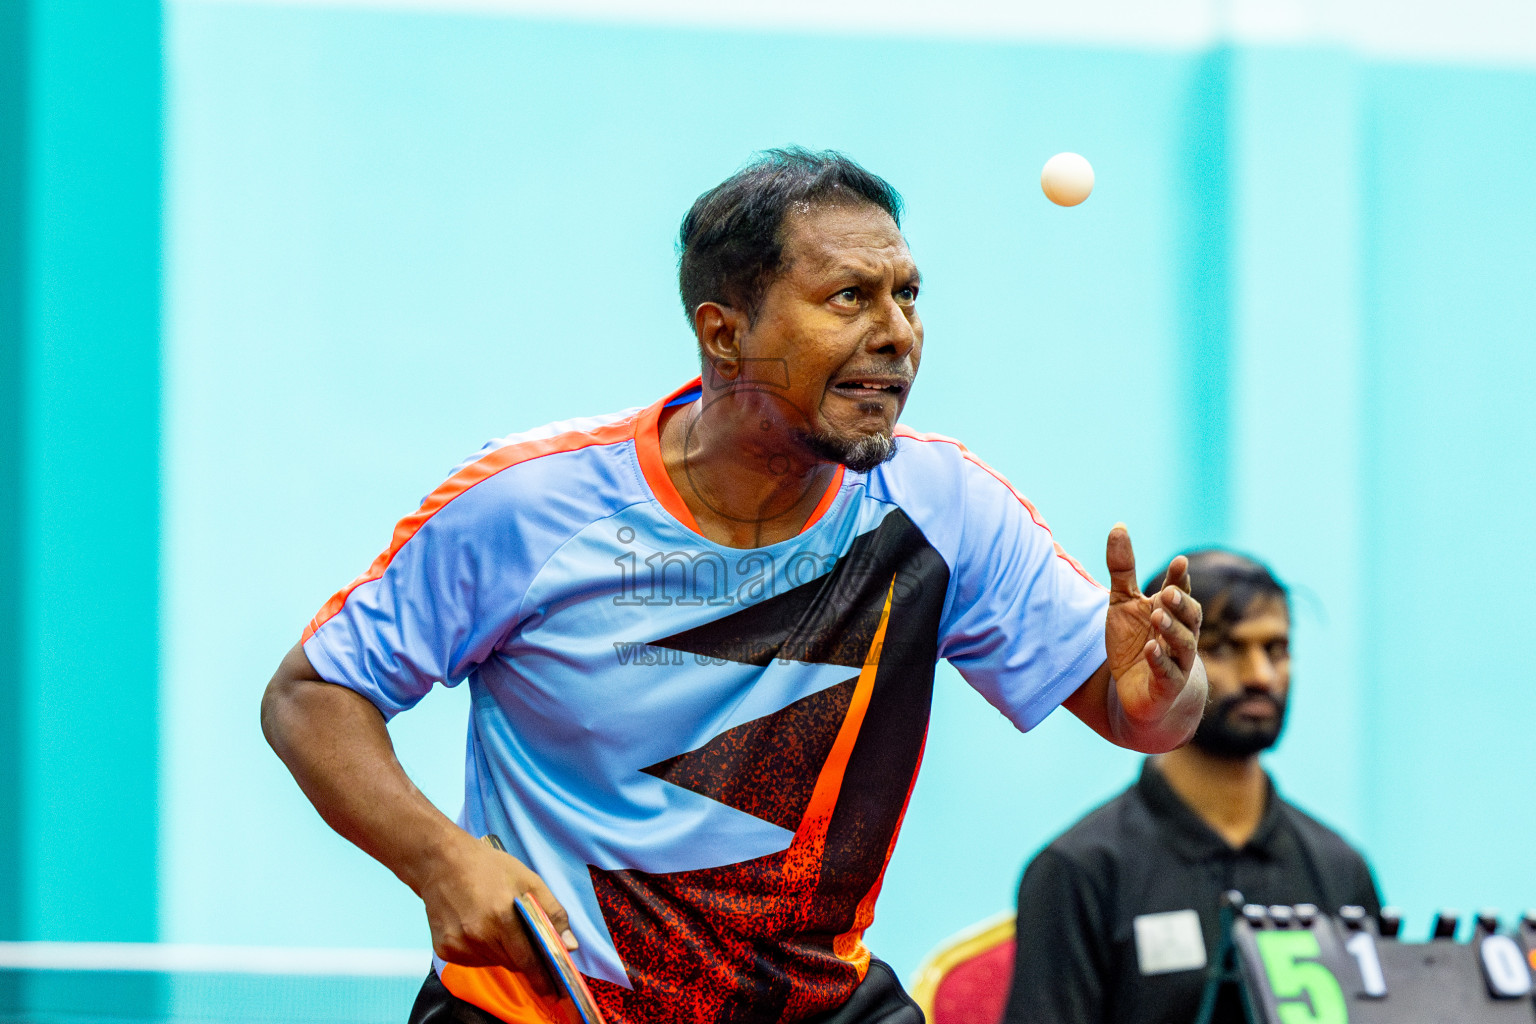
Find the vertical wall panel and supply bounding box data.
[0,0,26,947]
[21,0,162,942]
[1178,47,1235,545]
[1360,64,1536,932]
[1226,47,1368,843]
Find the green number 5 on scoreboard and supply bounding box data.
[1255,931,1350,1024]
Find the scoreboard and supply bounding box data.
[1197,893,1536,1023]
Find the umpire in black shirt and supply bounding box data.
[1003,550,1381,1024]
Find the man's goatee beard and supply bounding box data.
[795,429,897,473]
[1189,692,1287,759]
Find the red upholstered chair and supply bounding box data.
[908,911,1016,1024]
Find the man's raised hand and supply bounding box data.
[1101,524,1208,751]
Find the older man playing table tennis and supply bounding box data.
[262,148,1208,1024]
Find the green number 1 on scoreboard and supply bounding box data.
[1255,931,1350,1024]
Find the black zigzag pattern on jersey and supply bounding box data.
[640,677,858,831]
[590,509,952,1024]
[652,508,948,670]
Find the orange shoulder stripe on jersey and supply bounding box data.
[301,415,639,643]
[438,962,567,1024]
[893,426,1104,590]
[634,380,704,533]
[800,464,846,532]
[635,378,847,538]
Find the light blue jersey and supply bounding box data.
[302,378,1108,1024]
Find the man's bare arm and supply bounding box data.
[260,642,572,981]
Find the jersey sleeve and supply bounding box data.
[300,459,543,719]
[936,456,1109,731]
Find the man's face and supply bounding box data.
[734,202,923,472]
[1191,597,1292,759]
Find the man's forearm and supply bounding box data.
[260,643,467,894]
[262,643,576,974]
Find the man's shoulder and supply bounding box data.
[1037,782,1152,868]
[1272,790,1381,909]
[418,405,647,534]
[450,406,643,477]
[876,424,1053,524]
[885,425,986,477]
[1275,793,1371,868]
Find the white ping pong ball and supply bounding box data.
[1041,152,1094,207]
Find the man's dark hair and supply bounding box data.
[1143,549,1287,635]
[677,147,904,328]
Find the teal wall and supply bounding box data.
[1360,65,1536,925]
[1,0,161,946]
[5,0,1532,987]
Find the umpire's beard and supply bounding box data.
[1190,691,1287,759]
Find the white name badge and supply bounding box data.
[1134,909,1208,975]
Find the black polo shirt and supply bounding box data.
[1003,761,1381,1024]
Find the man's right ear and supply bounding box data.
[694,302,743,386]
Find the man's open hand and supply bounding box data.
[417,831,576,992]
[1099,524,1208,750]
